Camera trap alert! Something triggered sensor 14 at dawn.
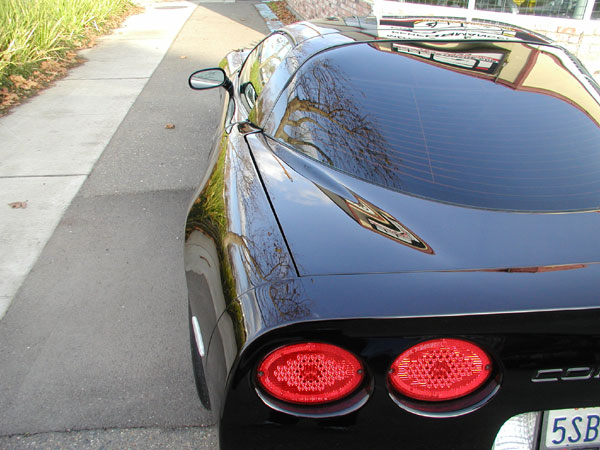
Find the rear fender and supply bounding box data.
[185,122,296,412]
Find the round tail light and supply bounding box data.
[388,338,492,402]
[256,342,364,405]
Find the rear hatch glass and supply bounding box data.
[265,41,600,212]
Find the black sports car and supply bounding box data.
[184,17,600,450]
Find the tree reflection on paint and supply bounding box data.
[230,143,311,325]
[186,133,311,346]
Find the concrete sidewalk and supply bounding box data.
[0,1,269,447]
[0,0,226,320]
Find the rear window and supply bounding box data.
[265,41,600,212]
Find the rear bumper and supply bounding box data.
[217,311,600,450]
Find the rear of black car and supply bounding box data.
[217,300,600,450]
[188,18,600,450]
[220,35,600,447]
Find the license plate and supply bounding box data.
[541,407,600,449]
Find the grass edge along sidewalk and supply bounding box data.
[0,0,139,116]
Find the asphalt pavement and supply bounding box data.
[0,1,269,448]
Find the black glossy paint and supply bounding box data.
[252,134,600,276]
[184,16,600,450]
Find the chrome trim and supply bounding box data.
[192,315,205,358]
[387,380,501,418]
[492,411,541,450]
[254,384,372,419]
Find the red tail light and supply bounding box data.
[388,338,492,402]
[256,342,364,405]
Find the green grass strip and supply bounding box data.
[0,0,132,86]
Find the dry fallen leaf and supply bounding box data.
[1,92,20,107]
[180,55,188,59]
[40,60,67,76]
[267,1,298,25]
[165,123,175,129]
[8,201,27,209]
[9,75,39,90]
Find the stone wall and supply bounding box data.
[535,25,600,77]
[286,0,373,20]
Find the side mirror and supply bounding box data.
[188,68,227,90]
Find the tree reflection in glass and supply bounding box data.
[273,57,397,187]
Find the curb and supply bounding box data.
[255,2,284,32]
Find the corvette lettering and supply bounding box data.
[532,367,600,382]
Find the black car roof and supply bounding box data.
[260,18,600,212]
